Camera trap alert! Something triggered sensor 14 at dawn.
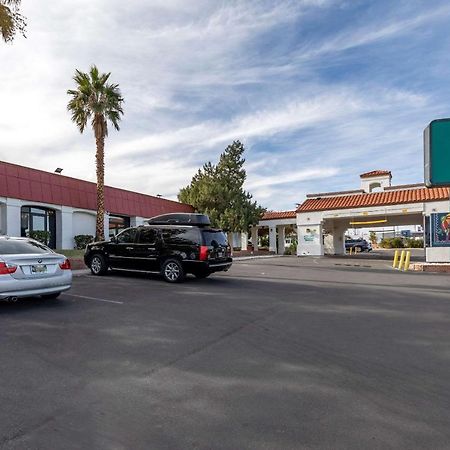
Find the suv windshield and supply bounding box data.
[202,230,228,247]
[0,239,51,255]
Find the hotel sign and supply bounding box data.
[424,119,450,187]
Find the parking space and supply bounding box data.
[1,258,450,449]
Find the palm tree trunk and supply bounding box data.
[95,134,105,241]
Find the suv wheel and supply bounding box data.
[90,254,108,276]
[161,259,185,283]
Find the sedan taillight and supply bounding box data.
[59,259,71,270]
[0,262,17,275]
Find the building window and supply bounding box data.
[109,215,131,238]
[21,206,56,248]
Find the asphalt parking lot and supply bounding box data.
[1,256,450,450]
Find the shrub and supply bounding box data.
[405,238,424,248]
[74,235,94,250]
[284,242,298,255]
[380,237,404,249]
[29,230,51,246]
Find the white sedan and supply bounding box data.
[0,237,72,301]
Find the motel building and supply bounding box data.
[0,161,193,249]
[255,170,450,263]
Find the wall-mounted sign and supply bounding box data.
[303,228,319,244]
[430,213,450,247]
[424,119,450,187]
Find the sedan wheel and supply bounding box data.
[162,259,185,283]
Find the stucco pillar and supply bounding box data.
[5,199,21,237]
[251,226,259,252]
[240,231,248,251]
[104,212,110,241]
[57,206,74,249]
[297,223,323,256]
[130,216,146,227]
[332,225,346,255]
[269,227,277,253]
[277,225,285,255]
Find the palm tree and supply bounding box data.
[67,66,124,241]
[0,0,26,43]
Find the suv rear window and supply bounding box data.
[162,227,201,245]
[0,239,51,255]
[202,230,228,247]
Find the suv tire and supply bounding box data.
[90,254,108,276]
[161,258,185,283]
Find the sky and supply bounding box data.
[1,0,450,211]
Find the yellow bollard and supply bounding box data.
[392,250,399,269]
[403,250,411,271]
[398,250,406,270]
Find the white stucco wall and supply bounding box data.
[73,211,96,237]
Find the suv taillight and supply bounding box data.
[59,259,71,270]
[199,246,209,261]
[0,262,17,275]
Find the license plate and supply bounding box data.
[218,250,224,258]
[32,264,47,274]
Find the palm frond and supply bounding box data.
[67,66,124,136]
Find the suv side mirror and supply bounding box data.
[110,235,117,243]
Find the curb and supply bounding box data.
[233,255,286,261]
[72,269,90,277]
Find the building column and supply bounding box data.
[277,225,285,255]
[131,216,146,227]
[104,212,110,241]
[297,223,323,256]
[251,226,259,252]
[333,225,346,255]
[56,206,74,249]
[240,231,248,251]
[5,199,21,237]
[269,226,277,253]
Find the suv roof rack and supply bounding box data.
[146,213,211,227]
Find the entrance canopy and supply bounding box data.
[258,170,450,262]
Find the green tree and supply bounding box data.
[67,66,124,240]
[179,140,265,232]
[0,0,26,43]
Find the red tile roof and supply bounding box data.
[262,210,296,220]
[297,186,450,213]
[0,160,193,217]
[360,170,392,178]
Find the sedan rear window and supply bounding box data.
[202,230,228,247]
[0,239,51,255]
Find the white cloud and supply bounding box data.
[0,0,448,212]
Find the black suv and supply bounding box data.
[84,213,232,283]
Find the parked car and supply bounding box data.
[84,213,233,283]
[0,237,72,301]
[345,237,372,252]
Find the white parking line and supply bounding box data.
[64,293,124,305]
